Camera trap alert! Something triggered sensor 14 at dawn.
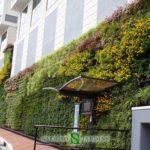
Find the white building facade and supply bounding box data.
[0,0,132,76]
[0,0,18,68]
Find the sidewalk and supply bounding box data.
[0,128,58,150]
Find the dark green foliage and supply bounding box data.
[0,85,7,125]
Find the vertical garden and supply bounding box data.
[0,0,150,148]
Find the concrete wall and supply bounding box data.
[64,0,84,43]
[11,0,129,76]
[42,9,57,56]
[14,40,24,74]
[7,26,17,45]
[131,107,150,150]
[26,27,38,67]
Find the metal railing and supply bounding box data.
[33,125,129,150]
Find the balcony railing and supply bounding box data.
[34,125,129,150]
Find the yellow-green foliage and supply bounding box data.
[60,16,150,82]
[120,17,150,56]
[0,50,12,83]
[59,52,92,76]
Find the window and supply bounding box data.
[33,0,41,10]
[1,32,7,52]
[1,32,7,42]
[31,0,41,25]
[21,6,28,24]
[47,0,55,9]
[19,6,28,38]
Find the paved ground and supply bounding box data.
[0,128,58,150]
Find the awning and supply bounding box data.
[43,76,118,97]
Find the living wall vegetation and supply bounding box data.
[0,0,150,148]
[0,46,13,126]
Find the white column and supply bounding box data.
[11,42,17,76]
[54,0,67,50]
[21,0,32,70]
[83,0,98,33]
[35,0,47,61]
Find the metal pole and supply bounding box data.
[34,127,38,150]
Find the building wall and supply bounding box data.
[97,0,127,22]
[7,26,17,45]
[0,0,18,30]
[131,107,150,150]
[64,0,84,43]
[26,27,38,67]
[11,0,129,76]
[42,9,57,56]
[0,0,18,69]
[0,26,17,58]
[13,40,24,74]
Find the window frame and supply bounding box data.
[18,5,28,39]
[32,0,41,10]
[31,0,41,25]
[47,0,56,10]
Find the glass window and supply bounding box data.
[1,32,7,42]
[19,6,28,38]
[33,0,41,10]
[32,0,41,25]
[47,0,55,8]
[21,6,28,24]
[1,32,7,52]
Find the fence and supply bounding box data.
[33,125,129,150]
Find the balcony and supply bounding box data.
[0,0,18,35]
[0,27,17,52]
[11,0,29,11]
[0,14,18,35]
[0,24,7,36]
